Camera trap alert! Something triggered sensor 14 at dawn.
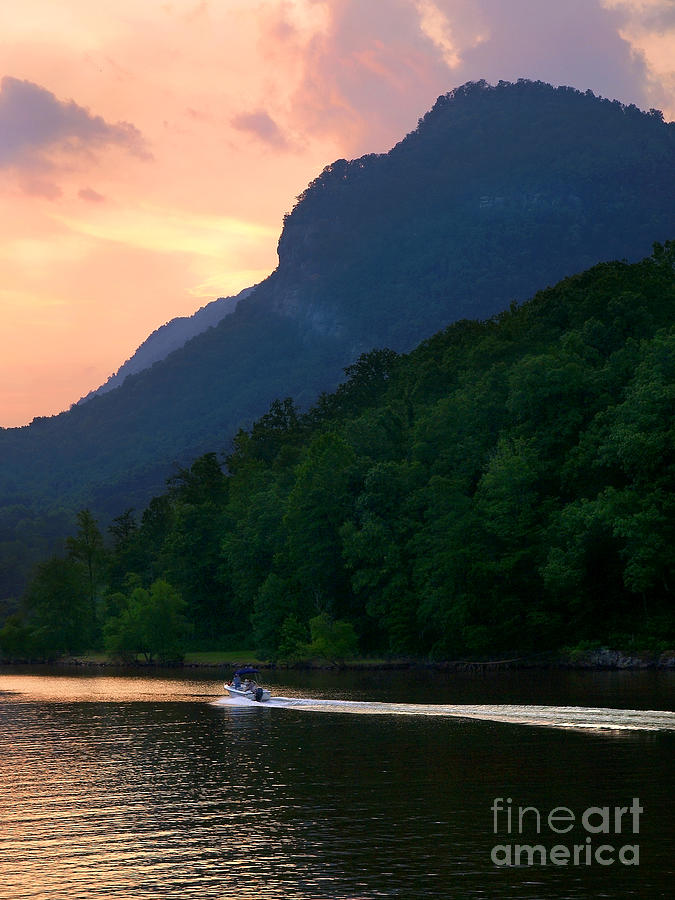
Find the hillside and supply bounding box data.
[78,287,251,403]
[0,79,673,600]
[6,245,674,660]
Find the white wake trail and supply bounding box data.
[211,696,675,731]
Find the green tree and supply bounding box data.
[276,613,309,663]
[107,509,142,593]
[104,579,189,663]
[249,566,315,660]
[0,614,33,660]
[304,612,358,665]
[66,509,106,638]
[284,432,358,614]
[24,556,91,657]
[342,460,425,654]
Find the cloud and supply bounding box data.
[51,205,278,259]
[231,109,291,149]
[603,0,675,30]
[440,0,650,108]
[600,0,675,115]
[0,76,149,170]
[277,0,452,154]
[17,177,63,201]
[78,187,106,204]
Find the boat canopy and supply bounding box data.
[234,667,259,677]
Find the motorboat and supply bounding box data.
[224,667,272,702]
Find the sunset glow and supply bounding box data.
[1,0,673,427]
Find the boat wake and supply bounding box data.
[211,696,675,732]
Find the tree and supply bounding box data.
[104,579,189,663]
[24,556,91,657]
[304,612,358,666]
[107,509,142,593]
[0,614,33,660]
[250,571,311,659]
[342,460,425,654]
[167,453,228,506]
[284,432,358,613]
[276,614,309,663]
[66,509,106,636]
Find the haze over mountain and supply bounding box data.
[78,287,252,404]
[1,78,673,600]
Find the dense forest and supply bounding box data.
[2,245,673,663]
[1,79,674,603]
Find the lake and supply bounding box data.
[0,667,673,899]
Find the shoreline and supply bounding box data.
[2,648,674,672]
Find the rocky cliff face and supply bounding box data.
[251,79,674,355]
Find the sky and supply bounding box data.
[0,0,673,428]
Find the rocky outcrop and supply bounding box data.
[562,648,675,669]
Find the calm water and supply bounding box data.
[0,667,673,899]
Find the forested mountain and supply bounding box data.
[1,79,674,601]
[78,286,251,403]
[4,246,673,661]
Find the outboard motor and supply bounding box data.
[254,687,264,702]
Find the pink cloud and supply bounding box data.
[231,109,291,149]
[17,177,63,201]
[441,0,650,108]
[78,187,106,203]
[0,76,150,170]
[280,0,451,154]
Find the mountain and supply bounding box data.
[1,78,673,599]
[78,287,251,403]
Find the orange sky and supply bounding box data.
[1,0,673,427]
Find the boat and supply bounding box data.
[224,667,272,702]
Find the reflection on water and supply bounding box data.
[0,669,673,899]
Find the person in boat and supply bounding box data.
[233,673,242,689]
